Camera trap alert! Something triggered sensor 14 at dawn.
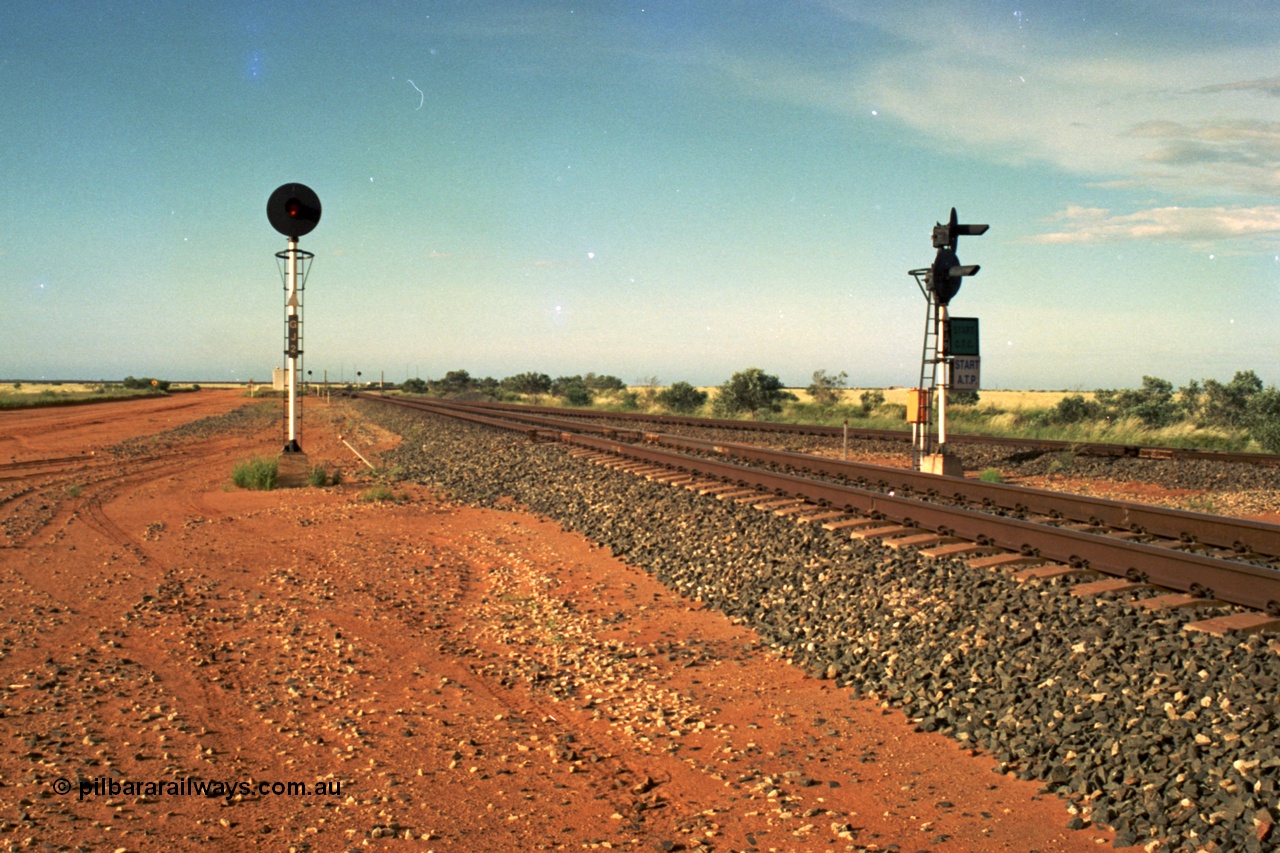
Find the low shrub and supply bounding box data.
[656,381,709,414]
[231,457,277,490]
[361,485,403,502]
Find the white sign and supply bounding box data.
[951,356,981,391]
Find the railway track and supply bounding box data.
[359,393,1280,627]
[353,393,1280,851]
[377,394,1280,467]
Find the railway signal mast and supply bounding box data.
[267,183,321,481]
[908,208,987,476]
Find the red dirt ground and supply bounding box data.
[0,391,1119,851]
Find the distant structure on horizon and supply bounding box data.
[272,367,286,391]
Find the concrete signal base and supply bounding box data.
[920,452,964,478]
[276,450,310,488]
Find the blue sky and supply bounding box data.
[3,2,1280,390]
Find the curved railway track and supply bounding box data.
[359,393,1280,624]
[378,395,1280,466]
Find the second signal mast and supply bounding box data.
[907,207,988,476]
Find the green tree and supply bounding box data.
[1246,386,1280,453]
[1051,394,1098,424]
[655,381,708,414]
[122,376,169,391]
[807,369,848,407]
[429,370,475,396]
[552,375,593,406]
[1126,376,1177,427]
[501,372,552,395]
[946,389,980,406]
[401,377,428,394]
[1095,376,1177,427]
[1202,370,1264,428]
[713,368,791,418]
[583,373,626,393]
[1177,379,1202,420]
[859,389,885,414]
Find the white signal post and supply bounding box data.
[273,235,313,456]
[937,302,949,451]
[267,183,321,478]
[285,237,301,451]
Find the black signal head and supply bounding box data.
[267,183,322,238]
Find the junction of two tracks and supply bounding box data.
[1,391,1125,851]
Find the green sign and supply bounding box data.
[946,317,979,356]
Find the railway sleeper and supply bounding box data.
[1010,564,1084,582]
[563,439,1280,635]
[821,517,884,532]
[920,541,999,560]
[848,524,915,541]
[771,503,823,518]
[1071,577,1149,597]
[794,510,850,525]
[751,497,805,511]
[1185,611,1280,636]
[717,489,760,501]
[967,553,1046,570]
[697,484,748,497]
[883,532,961,551]
[680,479,723,493]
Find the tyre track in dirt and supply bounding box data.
[0,398,1115,851]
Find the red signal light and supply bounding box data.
[267,183,321,238]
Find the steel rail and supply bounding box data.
[652,435,1280,558]
[556,432,1280,614]
[360,394,1280,614]
[370,395,1280,559]
[415,396,1280,466]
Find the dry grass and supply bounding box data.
[622,385,1092,414]
[3,382,105,395]
[0,381,203,410]
[782,387,1093,410]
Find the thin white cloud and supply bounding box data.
[1127,119,1280,194]
[1194,76,1280,97]
[709,5,1280,200]
[1032,204,1280,244]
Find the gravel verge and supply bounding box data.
[108,400,277,458]
[364,402,1280,852]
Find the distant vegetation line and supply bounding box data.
[0,377,198,410]
[7,368,1277,455]
[367,367,1280,455]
